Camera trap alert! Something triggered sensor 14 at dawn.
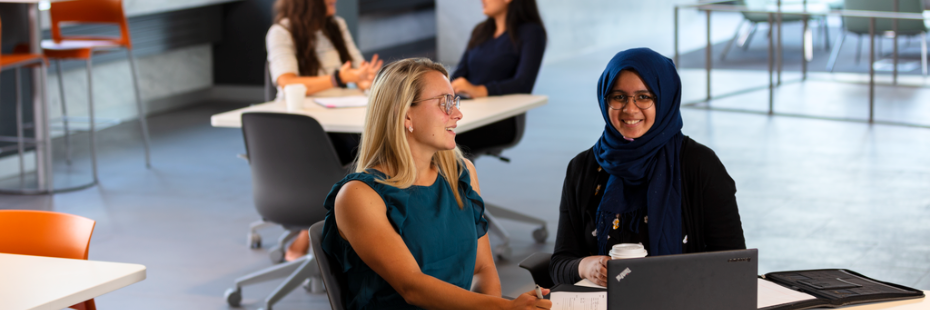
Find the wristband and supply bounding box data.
[333,69,347,88]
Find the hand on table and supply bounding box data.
[578,255,610,287]
[451,77,488,98]
[510,288,552,310]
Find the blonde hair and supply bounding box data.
[356,58,466,208]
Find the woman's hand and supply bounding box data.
[451,77,488,98]
[356,54,383,90]
[509,288,552,310]
[578,255,610,287]
[337,61,361,85]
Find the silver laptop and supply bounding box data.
[607,249,758,310]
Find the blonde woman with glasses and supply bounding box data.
[319,58,551,310]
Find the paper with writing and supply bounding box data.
[551,291,606,310]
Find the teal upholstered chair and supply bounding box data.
[826,0,927,75]
[721,0,831,60]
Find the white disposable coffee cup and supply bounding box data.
[283,84,307,112]
[609,243,647,259]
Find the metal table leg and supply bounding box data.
[869,17,875,123]
[706,9,712,101]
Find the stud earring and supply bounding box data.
[408,126,413,133]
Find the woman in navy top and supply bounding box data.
[451,0,547,155]
[321,58,552,310]
[450,0,547,98]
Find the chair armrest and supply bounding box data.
[518,252,554,288]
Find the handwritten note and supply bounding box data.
[550,291,606,310]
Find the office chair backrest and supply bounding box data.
[462,114,526,162]
[49,0,132,48]
[265,62,276,102]
[310,221,347,310]
[843,0,927,35]
[241,113,346,229]
[0,210,96,260]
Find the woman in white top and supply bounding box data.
[267,0,382,262]
[267,0,382,95]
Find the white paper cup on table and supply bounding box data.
[609,243,647,259]
[283,84,307,112]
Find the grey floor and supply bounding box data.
[3,17,930,310]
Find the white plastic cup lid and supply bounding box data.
[609,243,647,258]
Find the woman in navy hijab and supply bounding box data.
[549,48,747,286]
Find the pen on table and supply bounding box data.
[535,284,544,299]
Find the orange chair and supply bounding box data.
[0,17,46,183]
[42,0,153,182]
[0,210,97,310]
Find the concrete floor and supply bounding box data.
[3,17,930,310]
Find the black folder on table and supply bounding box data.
[759,269,925,310]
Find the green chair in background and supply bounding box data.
[826,0,927,75]
[721,0,831,60]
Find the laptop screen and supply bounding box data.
[607,249,758,310]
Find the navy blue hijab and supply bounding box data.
[592,48,684,256]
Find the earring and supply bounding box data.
[408,126,413,133]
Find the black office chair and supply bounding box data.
[309,221,347,310]
[456,113,548,261]
[224,112,348,310]
[518,252,554,289]
[265,62,277,102]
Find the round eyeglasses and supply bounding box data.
[605,92,656,110]
[413,94,461,115]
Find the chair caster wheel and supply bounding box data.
[269,245,285,263]
[532,227,548,243]
[495,244,512,261]
[224,287,242,307]
[249,232,262,249]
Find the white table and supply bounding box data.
[0,253,147,310]
[210,92,548,133]
[572,280,928,309]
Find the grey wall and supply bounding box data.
[212,0,276,85]
[436,0,484,65]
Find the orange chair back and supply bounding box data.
[0,210,96,260]
[49,0,132,48]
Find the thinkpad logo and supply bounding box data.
[727,257,752,263]
[615,267,632,282]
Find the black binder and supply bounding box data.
[760,269,925,310]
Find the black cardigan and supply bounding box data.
[549,136,747,285]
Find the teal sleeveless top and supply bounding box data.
[321,167,489,310]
